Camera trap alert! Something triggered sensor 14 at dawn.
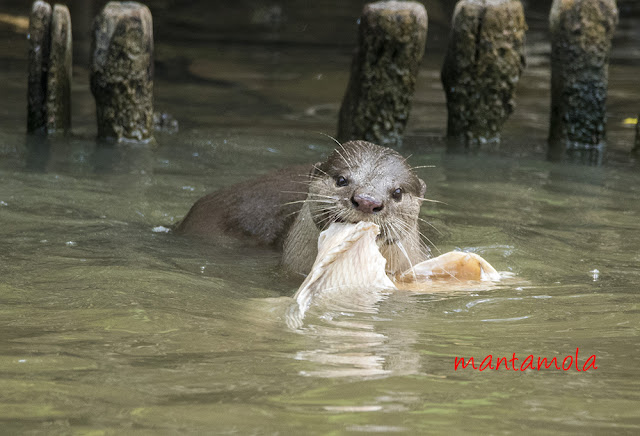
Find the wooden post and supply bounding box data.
[46,4,72,133]
[27,1,72,135]
[441,0,527,149]
[337,1,427,148]
[548,0,618,163]
[27,1,52,134]
[91,1,154,143]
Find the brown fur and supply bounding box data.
[174,166,311,247]
[175,141,429,275]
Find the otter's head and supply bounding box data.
[307,140,426,245]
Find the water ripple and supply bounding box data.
[481,315,531,322]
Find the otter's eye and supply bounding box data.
[391,188,403,201]
[336,176,349,187]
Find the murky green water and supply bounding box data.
[1,1,640,434]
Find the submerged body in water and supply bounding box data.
[176,140,430,276]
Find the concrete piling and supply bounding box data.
[27,1,52,134]
[548,0,618,162]
[90,1,154,143]
[441,0,527,149]
[46,4,72,133]
[337,1,427,148]
[27,1,72,135]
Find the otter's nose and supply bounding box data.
[351,193,384,214]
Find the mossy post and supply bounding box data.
[27,1,72,134]
[548,0,618,163]
[337,1,427,148]
[441,0,527,149]
[46,4,72,133]
[91,1,154,143]
[27,1,52,134]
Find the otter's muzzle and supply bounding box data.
[351,193,384,214]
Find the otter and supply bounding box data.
[174,140,429,276]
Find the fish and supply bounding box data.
[288,222,501,327]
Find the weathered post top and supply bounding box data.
[27,1,52,134]
[91,1,155,143]
[27,0,72,135]
[46,4,72,134]
[337,1,428,148]
[441,0,527,149]
[548,0,618,163]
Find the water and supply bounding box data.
[1,1,640,434]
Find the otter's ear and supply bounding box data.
[310,162,323,178]
[419,178,426,197]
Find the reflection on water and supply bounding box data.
[295,315,393,378]
[0,0,639,433]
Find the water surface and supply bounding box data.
[0,1,639,434]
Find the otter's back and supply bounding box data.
[174,165,312,247]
